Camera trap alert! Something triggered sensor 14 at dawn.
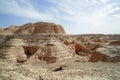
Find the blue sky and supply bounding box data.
[0,0,120,34]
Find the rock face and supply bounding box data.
[64,41,114,62]
[0,28,3,33]
[109,40,120,45]
[1,22,65,34]
[0,22,120,63]
[33,22,65,34]
[4,25,19,34]
[14,22,65,34]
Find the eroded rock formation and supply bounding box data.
[0,22,120,63]
[1,22,65,34]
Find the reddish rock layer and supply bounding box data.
[33,22,65,34]
[89,52,113,62]
[22,46,39,58]
[15,22,65,34]
[65,41,114,62]
[75,44,90,54]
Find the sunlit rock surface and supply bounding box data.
[0,22,120,80]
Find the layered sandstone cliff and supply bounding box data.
[0,22,120,63]
[1,22,65,34]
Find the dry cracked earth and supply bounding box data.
[0,22,120,80]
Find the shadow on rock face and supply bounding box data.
[22,46,39,58]
[109,40,120,45]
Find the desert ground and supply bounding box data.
[0,59,120,80]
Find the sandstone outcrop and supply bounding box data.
[14,22,65,34]
[33,22,65,34]
[64,40,116,62]
[0,36,73,63]
[109,40,120,45]
[4,25,19,34]
[1,22,65,35]
[0,22,120,63]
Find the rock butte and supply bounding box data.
[1,22,65,34]
[0,22,120,63]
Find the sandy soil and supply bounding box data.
[0,59,120,80]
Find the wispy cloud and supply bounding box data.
[0,0,51,20]
[0,0,120,34]
[47,0,120,34]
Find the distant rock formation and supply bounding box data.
[0,22,120,63]
[1,22,65,34]
[4,25,19,34]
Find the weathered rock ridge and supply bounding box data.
[1,22,65,34]
[0,22,120,63]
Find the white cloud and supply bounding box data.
[87,0,108,4]
[0,0,52,20]
[0,0,120,34]
[100,0,109,4]
[48,0,120,34]
[48,0,107,24]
